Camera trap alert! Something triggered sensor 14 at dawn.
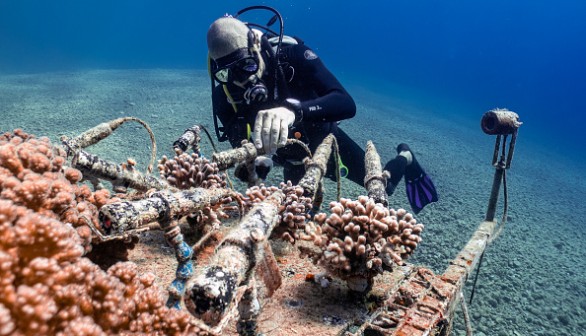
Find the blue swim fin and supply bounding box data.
[399,144,438,214]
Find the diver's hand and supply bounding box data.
[253,107,295,154]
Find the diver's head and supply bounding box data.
[207,17,268,104]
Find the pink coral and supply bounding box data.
[242,184,280,206]
[240,182,313,243]
[0,130,211,335]
[301,196,424,291]
[0,130,122,252]
[158,151,226,190]
[274,181,313,243]
[158,152,233,233]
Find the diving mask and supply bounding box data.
[213,49,259,84]
[212,28,268,104]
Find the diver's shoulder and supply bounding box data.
[286,42,319,63]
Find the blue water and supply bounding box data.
[1,1,585,335]
[1,0,585,156]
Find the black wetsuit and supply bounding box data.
[212,38,366,185]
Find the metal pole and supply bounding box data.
[363,140,388,207]
[72,149,167,191]
[298,134,335,198]
[185,191,284,326]
[485,164,504,222]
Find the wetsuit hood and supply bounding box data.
[207,17,250,60]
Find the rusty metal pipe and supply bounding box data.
[62,116,157,173]
[173,124,202,154]
[98,187,232,235]
[298,133,335,198]
[212,142,260,171]
[184,191,284,326]
[72,150,167,192]
[364,140,388,207]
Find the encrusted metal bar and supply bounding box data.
[373,220,496,335]
[364,140,388,207]
[61,118,128,155]
[355,220,496,335]
[298,133,335,198]
[342,219,498,335]
[98,187,232,235]
[236,282,260,336]
[212,141,260,171]
[62,116,157,173]
[442,219,496,288]
[184,190,285,326]
[72,149,167,191]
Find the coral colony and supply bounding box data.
[300,197,423,292]
[0,109,520,335]
[0,130,204,334]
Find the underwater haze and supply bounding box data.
[1,1,586,335]
[1,0,585,154]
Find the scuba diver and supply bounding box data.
[206,6,438,213]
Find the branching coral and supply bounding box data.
[300,196,424,292]
[160,154,313,242]
[0,201,207,334]
[240,182,313,243]
[275,181,313,243]
[158,151,226,190]
[159,152,233,232]
[0,130,121,253]
[0,130,211,335]
[242,184,280,207]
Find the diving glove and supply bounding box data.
[253,106,295,154]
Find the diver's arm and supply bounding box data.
[292,44,356,123]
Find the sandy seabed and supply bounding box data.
[1,69,585,335]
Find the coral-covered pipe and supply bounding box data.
[184,191,284,326]
[72,149,167,191]
[61,117,157,173]
[364,140,389,207]
[298,133,335,198]
[98,188,232,235]
[212,141,260,170]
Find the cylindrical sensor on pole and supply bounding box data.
[481,108,522,135]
